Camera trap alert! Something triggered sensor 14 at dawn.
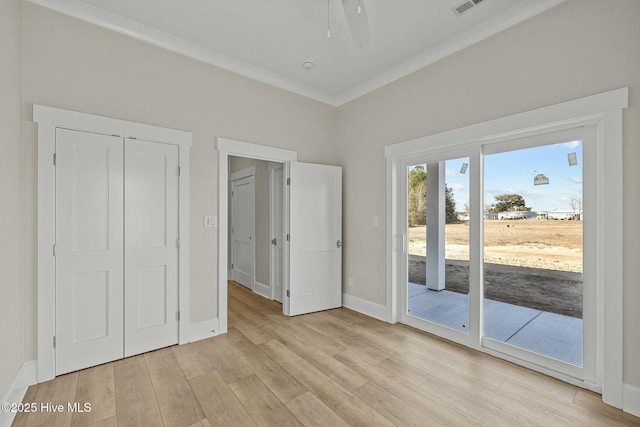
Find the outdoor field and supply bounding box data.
[408,220,584,317]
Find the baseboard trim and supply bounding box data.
[624,383,640,417]
[190,318,220,343]
[254,281,271,299]
[342,293,387,322]
[0,361,37,427]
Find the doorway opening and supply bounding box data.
[217,139,297,334]
[228,157,284,302]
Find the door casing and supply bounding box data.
[269,162,285,303]
[35,104,192,383]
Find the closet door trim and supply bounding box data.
[35,104,192,382]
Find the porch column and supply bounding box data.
[426,161,445,291]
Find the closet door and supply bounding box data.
[55,129,124,375]
[124,140,180,356]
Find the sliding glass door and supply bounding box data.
[405,157,471,334]
[400,126,596,382]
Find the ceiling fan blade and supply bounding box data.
[341,0,370,47]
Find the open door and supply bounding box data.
[284,162,342,316]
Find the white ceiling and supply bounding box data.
[28,0,564,106]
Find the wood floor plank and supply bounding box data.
[144,347,206,427]
[228,374,304,427]
[285,391,350,427]
[273,319,347,356]
[13,383,39,427]
[334,349,484,427]
[23,372,78,427]
[300,313,390,363]
[573,389,640,425]
[225,327,308,403]
[83,416,117,427]
[70,363,116,427]
[228,310,273,345]
[317,314,407,358]
[113,355,164,427]
[265,324,368,392]
[188,371,256,427]
[172,341,214,380]
[261,339,394,427]
[353,380,443,427]
[395,348,506,389]
[198,335,253,384]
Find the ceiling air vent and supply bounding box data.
[453,0,485,16]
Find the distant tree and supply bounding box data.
[407,165,458,225]
[445,186,457,224]
[569,196,582,212]
[408,166,427,226]
[491,193,530,212]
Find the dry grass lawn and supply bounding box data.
[409,220,583,272]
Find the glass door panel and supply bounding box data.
[407,157,470,333]
[482,141,584,366]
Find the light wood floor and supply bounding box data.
[14,281,640,427]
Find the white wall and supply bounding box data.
[0,0,24,399]
[337,0,640,386]
[229,156,271,287]
[20,2,338,361]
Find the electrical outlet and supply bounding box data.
[203,215,217,228]
[348,277,354,288]
[372,216,379,227]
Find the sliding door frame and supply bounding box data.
[385,88,628,406]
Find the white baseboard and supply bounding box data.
[342,293,387,322]
[190,318,221,343]
[624,383,640,417]
[0,361,37,427]
[254,281,271,299]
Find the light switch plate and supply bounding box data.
[204,215,217,228]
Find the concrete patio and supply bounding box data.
[408,283,583,366]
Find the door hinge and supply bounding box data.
[176,239,180,249]
[286,290,290,298]
[271,238,277,245]
[286,234,290,241]
[286,178,291,185]
[231,263,234,269]
[53,336,56,348]
[176,311,181,321]
[53,244,56,256]
[53,153,56,166]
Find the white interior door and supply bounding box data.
[124,140,180,357]
[231,174,255,289]
[55,129,124,375]
[285,162,342,316]
[270,165,285,303]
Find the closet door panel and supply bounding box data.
[55,129,124,375]
[125,140,179,357]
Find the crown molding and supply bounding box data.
[334,0,566,106]
[26,0,566,108]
